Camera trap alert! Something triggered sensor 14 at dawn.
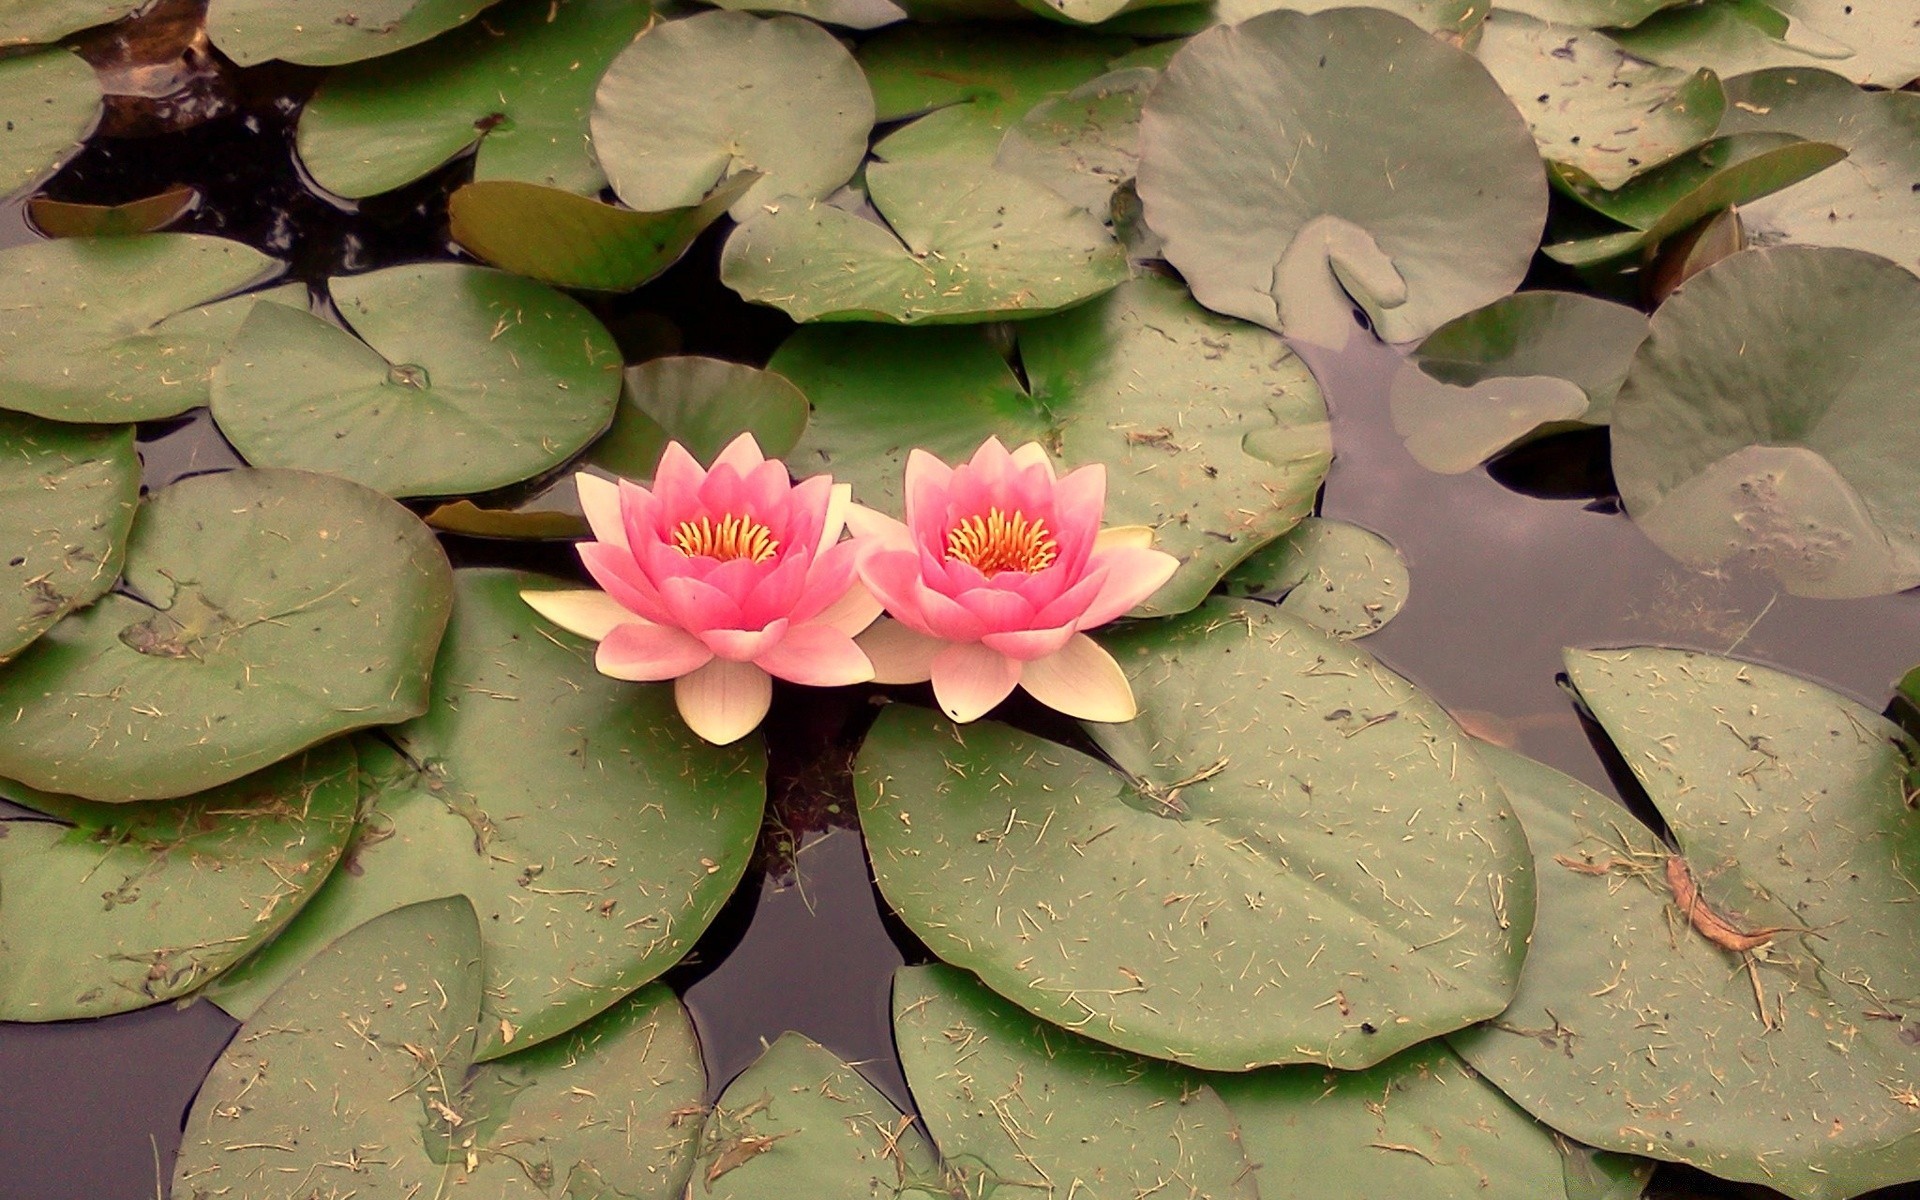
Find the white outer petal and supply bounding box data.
[843,501,911,547]
[857,617,941,684]
[520,588,635,642]
[817,482,853,557]
[574,472,627,549]
[814,580,884,637]
[674,659,773,745]
[1019,633,1137,723]
[1093,524,1154,552]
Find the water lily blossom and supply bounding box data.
[522,434,881,745]
[851,438,1178,723]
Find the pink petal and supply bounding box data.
[1009,442,1055,477]
[647,445,705,530]
[844,501,910,547]
[812,580,884,636]
[711,432,766,474]
[787,541,859,624]
[575,473,628,549]
[579,541,673,625]
[658,574,747,634]
[930,642,1021,723]
[1019,633,1137,723]
[1074,547,1180,628]
[596,622,713,682]
[857,618,942,684]
[700,618,790,662]
[951,586,1035,633]
[674,659,771,745]
[520,587,631,641]
[1048,463,1107,567]
[816,482,852,558]
[1031,565,1109,628]
[755,623,873,686]
[743,552,812,625]
[982,624,1076,661]
[859,549,935,635]
[779,473,835,557]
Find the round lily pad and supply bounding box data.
[1136,7,1548,345]
[994,66,1154,218]
[1476,12,1725,190]
[895,964,1258,1197]
[856,598,1534,1070]
[1612,245,1920,598]
[773,276,1331,615]
[210,263,622,498]
[0,413,138,661]
[0,233,285,423]
[1719,68,1920,275]
[0,469,453,802]
[1452,666,1920,1200]
[721,158,1129,325]
[1220,517,1409,638]
[591,11,872,221]
[295,0,653,199]
[0,742,359,1021]
[206,0,503,67]
[0,1,144,45]
[202,569,765,1061]
[0,48,100,197]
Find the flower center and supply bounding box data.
[671,514,778,563]
[945,508,1059,575]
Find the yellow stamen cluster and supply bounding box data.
[671,514,778,563]
[945,508,1059,575]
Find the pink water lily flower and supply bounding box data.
[522,434,881,745]
[851,438,1178,723]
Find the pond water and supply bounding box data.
[3,12,1919,1200]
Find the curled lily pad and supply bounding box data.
[210,263,622,498]
[994,66,1154,218]
[1719,68,1920,275]
[203,569,764,1060]
[856,598,1534,1070]
[896,964,1257,1197]
[0,1,144,45]
[0,743,359,1021]
[0,234,284,423]
[1615,0,1918,89]
[1220,517,1409,639]
[26,184,197,238]
[206,0,502,66]
[1452,665,1920,1200]
[710,0,905,29]
[1215,0,1489,37]
[693,1032,936,1196]
[773,276,1330,615]
[448,174,753,292]
[0,469,453,802]
[721,158,1129,325]
[295,0,654,199]
[0,48,100,197]
[1475,12,1725,191]
[1612,245,1920,598]
[0,413,138,661]
[1494,0,1687,24]
[1136,7,1547,346]
[1389,291,1648,472]
[592,11,872,221]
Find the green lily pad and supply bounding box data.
[773,276,1330,615]
[295,0,653,199]
[895,964,1257,1197]
[721,158,1129,325]
[210,263,621,498]
[1612,245,1920,598]
[856,597,1534,1070]
[591,11,872,221]
[174,897,487,1197]
[1614,0,1918,88]
[0,469,453,802]
[1492,0,1687,25]
[994,66,1154,218]
[0,413,138,661]
[203,569,764,1060]
[693,1032,937,1197]
[0,48,100,197]
[1718,68,1920,275]
[1451,666,1920,1200]
[1389,291,1649,471]
[0,234,286,423]
[859,24,1128,164]
[0,0,143,45]
[0,742,359,1021]
[26,184,198,238]
[1475,12,1725,191]
[448,173,754,292]
[1220,517,1409,638]
[710,0,905,29]
[1214,1039,1653,1200]
[1136,7,1547,345]
[206,0,503,66]
[1213,0,1489,37]
[1544,131,1846,265]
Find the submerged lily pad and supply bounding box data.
[774,276,1330,614]
[592,11,872,221]
[206,0,502,66]
[1719,68,1920,275]
[1452,667,1920,1200]
[1220,517,1409,638]
[0,48,100,197]
[203,569,764,1060]
[0,1,144,45]
[0,234,284,423]
[857,598,1533,1070]
[1612,245,1920,598]
[0,743,359,1021]
[994,66,1154,218]
[0,469,453,801]
[0,414,138,661]
[1136,7,1547,346]
[896,964,1257,1197]
[295,0,653,199]
[722,158,1129,325]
